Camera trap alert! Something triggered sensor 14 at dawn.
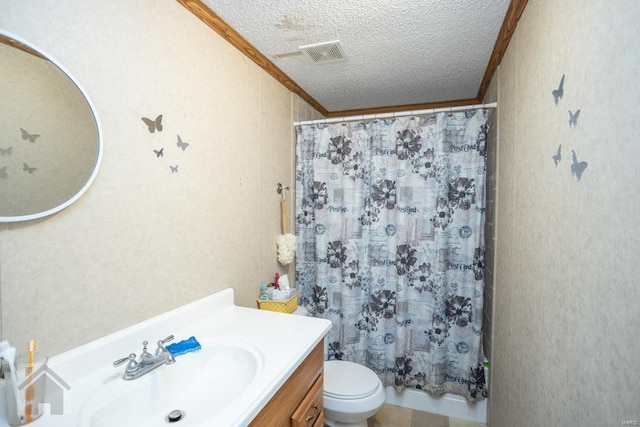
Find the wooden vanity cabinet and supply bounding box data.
[291,374,323,427]
[249,340,324,427]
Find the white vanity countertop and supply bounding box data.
[0,288,331,427]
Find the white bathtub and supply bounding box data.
[384,386,487,423]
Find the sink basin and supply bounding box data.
[76,339,263,426]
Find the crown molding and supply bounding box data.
[177,0,528,118]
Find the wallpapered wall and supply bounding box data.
[0,0,321,356]
[488,0,639,425]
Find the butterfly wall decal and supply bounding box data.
[20,128,40,143]
[23,163,37,174]
[0,166,7,178]
[154,148,164,158]
[176,135,189,151]
[0,147,13,156]
[170,165,179,173]
[568,110,581,128]
[141,114,163,133]
[552,144,561,166]
[570,150,588,181]
[552,74,565,106]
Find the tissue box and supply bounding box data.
[257,291,298,313]
[272,288,296,300]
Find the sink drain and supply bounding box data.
[166,409,185,423]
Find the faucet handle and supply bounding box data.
[155,335,174,354]
[158,335,174,346]
[113,353,139,373]
[113,353,136,366]
[155,335,176,364]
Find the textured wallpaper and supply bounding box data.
[0,0,318,356]
[489,0,640,425]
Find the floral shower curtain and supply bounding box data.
[295,110,489,402]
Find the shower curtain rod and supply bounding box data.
[294,101,497,126]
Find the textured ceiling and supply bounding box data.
[200,0,511,114]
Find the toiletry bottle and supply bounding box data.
[267,282,274,298]
[259,284,269,300]
[0,341,27,425]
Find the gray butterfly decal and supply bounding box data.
[177,135,189,151]
[169,165,179,173]
[142,115,163,133]
[552,74,565,106]
[0,147,13,156]
[23,162,36,174]
[20,128,40,143]
[0,166,7,178]
[552,144,561,166]
[570,150,588,181]
[154,148,164,158]
[568,110,581,128]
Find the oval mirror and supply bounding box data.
[0,31,102,222]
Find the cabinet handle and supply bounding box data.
[305,404,320,423]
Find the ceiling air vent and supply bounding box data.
[298,40,347,64]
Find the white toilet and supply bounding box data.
[323,359,386,427]
[292,307,386,426]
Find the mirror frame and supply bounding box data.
[0,30,103,222]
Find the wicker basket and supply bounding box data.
[257,292,298,314]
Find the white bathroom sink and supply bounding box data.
[76,339,262,427]
[0,289,331,426]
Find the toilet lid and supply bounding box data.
[324,360,380,400]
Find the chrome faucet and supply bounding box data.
[113,335,176,380]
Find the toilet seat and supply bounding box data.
[324,360,380,400]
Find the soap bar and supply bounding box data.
[166,336,201,356]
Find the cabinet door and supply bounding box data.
[291,374,324,427]
[249,341,324,427]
